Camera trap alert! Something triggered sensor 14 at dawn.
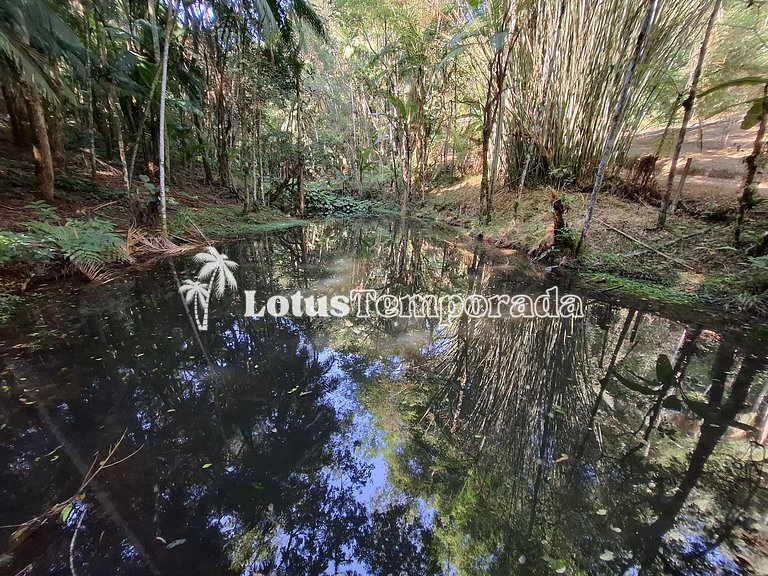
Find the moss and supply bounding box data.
[170,206,309,238]
[580,272,699,307]
[578,250,679,286]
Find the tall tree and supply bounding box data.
[577,0,659,254]
[657,0,721,229]
[158,0,177,237]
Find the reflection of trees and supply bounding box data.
[385,306,591,574]
[636,348,767,574]
[2,219,768,576]
[0,222,449,576]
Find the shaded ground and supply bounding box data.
[0,114,300,300]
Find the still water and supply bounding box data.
[0,219,766,576]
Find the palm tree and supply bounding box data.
[0,0,81,202]
[194,246,239,298]
[179,279,210,331]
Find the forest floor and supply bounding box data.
[418,115,768,317]
[1,113,767,321]
[0,120,306,320]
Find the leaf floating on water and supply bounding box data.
[599,550,615,561]
[202,463,212,469]
[596,508,608,516]
[166,539,186,549]
[545,557,567,573]
[61,503,73,523]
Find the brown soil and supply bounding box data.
[628,114,767,207]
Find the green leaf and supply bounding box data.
[599,550,615,561]
[490,31,508,54]
[741,97,767,130]
[613,371,659,395]
[656,354,675,386]
[699,76,768,99]
[202,463,212,469]
[681,394,757,432]
[662,395,683,411]
[61,503,73,523]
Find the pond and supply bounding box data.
[0,219,766,576]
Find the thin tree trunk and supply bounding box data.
[479,4,515,224]
[193,116,212,184]
[515,0,566,216]
[735,82,768,244]
[22,83,55,203]
[97,17,130,192]
[1,80,26,146]
[257,107,265,204]
[657,0,720,228]
[296,68,305,217]
[158,1,176,237]
[85,22,97,181]
[577,0,659,254]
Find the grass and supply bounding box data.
[169,205,309,239]
[420,174,768,318]
[580,272,698,307]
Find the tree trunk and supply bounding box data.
[45,77,66,169]
[0,80,27,147]
[158,1,175,237]
[85,22,97,181]
[735,82,768,244]
[515,0,566,216]
[657,0,721,228]
[478,4,515,224]
[193,116,212,184]
[22,83,55,203]
[296,68,305,217]
[97,16,129,192]
[577,0,659,254]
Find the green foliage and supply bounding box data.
[305,188,377,216]
[28,216,128,272]
[0,292,22,326]
[0,230,52,266]
[2,203,129,278]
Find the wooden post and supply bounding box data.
[670,157,692,213]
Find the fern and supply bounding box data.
[25,211,129,279]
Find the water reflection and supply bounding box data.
[0,219,766,576]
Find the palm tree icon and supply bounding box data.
[194,246,238,297]
[179,280,210,330]
[178,246,239,331]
